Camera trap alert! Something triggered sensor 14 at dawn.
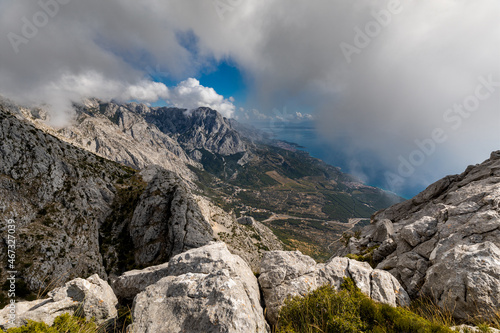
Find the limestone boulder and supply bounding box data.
[338,151,500,320]
[129,242,269,333]
[111,262,170,301]
[0,274,117,330]
[258,250,410,326]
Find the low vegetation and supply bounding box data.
[276,278,469,333]
[0,314,99,333]
[0,306,132,333]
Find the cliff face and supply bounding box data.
[19,100,250,185]
[0,106,120,291]
[339,151,500,320]
[139,106,248,156]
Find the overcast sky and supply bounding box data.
[0,0,498,197]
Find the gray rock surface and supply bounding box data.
[111,262,170,301]
[258,250,410,325]
[20,100,198,183]
[237,216,255,225]
[451,324,500,333]
[112,199,283,304]
[421,241,500,320]
[129,242,269,333]
[0,106,126,292]
[128,166,214,266]
[0,104,216,299]
[342,151,500,320]
[141,106,248,156]
[372,219,394,243]
[0,274,117,329]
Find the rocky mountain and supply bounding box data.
[139,105,248,156]
[0,104,281,307]
[338,151,500,321]
[15,99,402,260]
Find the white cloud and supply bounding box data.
[123,81,170,102]
[168,78,235,118]
[0,0,498,194]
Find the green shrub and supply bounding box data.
[1,313,99,333]
[276,278,454,333]
[346,245,379,268]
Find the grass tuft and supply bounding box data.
[276,278,455,333]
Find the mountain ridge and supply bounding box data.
[7,99,403,260]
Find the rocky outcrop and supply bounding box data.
[112,206,284,300]
[237,216,255,225]
[0,105,215,299]
[258,250,410,325]
[341,151,500,321]
[129,166,214,266]
[0,275,117,329]
[129,242,269,333]
[0,102,280,300]
[421,241,500,320]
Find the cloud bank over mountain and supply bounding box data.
[0,0,498,195]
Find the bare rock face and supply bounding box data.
[421,241,500,320]
[0,105,216,300]
[0,107,128,292]
[129,166,214,266]
[452,324,500,333]
[0,274,117,329]
[140,106,248,156]
[343,151,500,321]
[112,204,283,301]
[20,100,199,183]
[237,216,255,225]
[129,242,270,333]
[258,250,410,325]
[111,262,170,301]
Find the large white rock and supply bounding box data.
[258,250,410,325]
[0,274,117,329]
[129,242,269,333]
[422,241,500,320]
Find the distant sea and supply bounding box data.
[253,120,336,164]
[250,120,416,199]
